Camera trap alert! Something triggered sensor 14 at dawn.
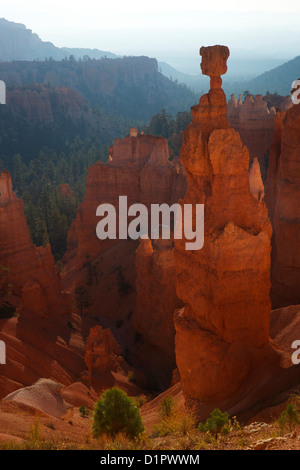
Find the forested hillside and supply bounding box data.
[0,56,197,121]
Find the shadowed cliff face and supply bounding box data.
[174,45,278,410]
[64,133,187,272]
[62,132,187,389]
[0,171,87,398]
[132,237,184,386]
[227,94,277,182]
[227,93,293,184]
[266,104,300,308]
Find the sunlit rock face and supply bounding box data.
[174,45,273,406]
[249,157,265,201]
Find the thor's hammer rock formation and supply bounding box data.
[174,45,277,414]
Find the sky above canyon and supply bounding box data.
[0,0,299,73]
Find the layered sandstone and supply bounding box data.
[266,103,300,308]
[174,45,274,407]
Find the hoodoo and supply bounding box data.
[174,45,278,415]
[0,170,70,317]
[0,172,84,397]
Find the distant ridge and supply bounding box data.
[228,55,300,96]
[0,17,117,61]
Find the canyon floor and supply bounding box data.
[0,384,300,450]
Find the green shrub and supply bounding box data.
[79,405,90,418]
[134,394,148,408]
[29,416,41,442]
[152,408,196,437]
[198,408,230,437]
[159,395,174,419]
[92,387,144,439]
[278,403,300,431]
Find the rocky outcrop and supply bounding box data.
[85,325,123,377]
[227,94,276,181]
[0,55,196,122]
[59,184,74,198]
[266,103,300,308]
[6,85,93,126]
[65,133,187,271]
[84,325,127,392]
[174,45,277,411]
[0,171,86,397]
[132,237,184,385]
[0,171,71,317]
[249,157,265,201]
[3,378,71,418]
[264,94,293,112]
[62,132,187,387]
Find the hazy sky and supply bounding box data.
[1,0,300,70]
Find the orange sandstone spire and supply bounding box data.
[174,46,273,411]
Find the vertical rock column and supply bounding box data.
[132,237,184,383]
[174,46,272,403]
[266,103,300,308]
